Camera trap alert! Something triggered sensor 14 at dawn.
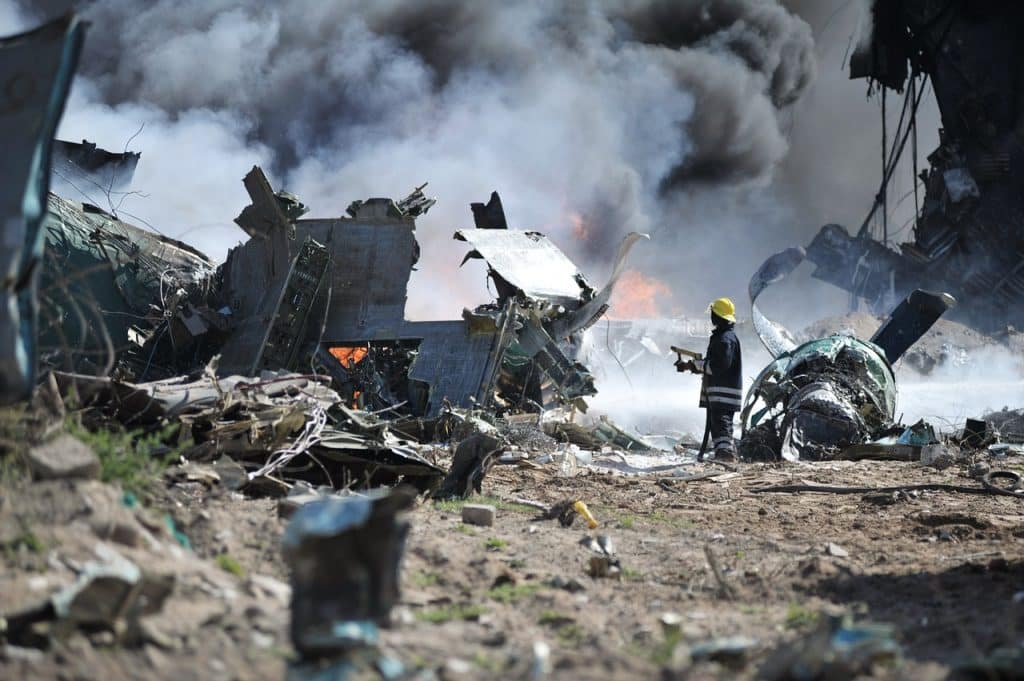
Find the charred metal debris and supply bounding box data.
[36,149,646,492]
[44,168,645,417]
[741,247,956,461]
[802,2,1024,334]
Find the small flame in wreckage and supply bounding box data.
[568,212,589,241]
[607,269,672,319]
[329,346,368,368]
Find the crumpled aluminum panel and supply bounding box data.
[455,229,590,302]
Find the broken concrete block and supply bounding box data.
[461,504,496,527]
[51,556,173,628]
[441,658,474,681]
[91,520,143,548]
[247,574,292,605]
[824,542,849,558]
[27,434,99,481]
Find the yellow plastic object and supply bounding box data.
[710,297,737,322]
[573,500,599,529]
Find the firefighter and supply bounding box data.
[677,298,743,461]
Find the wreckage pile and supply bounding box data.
[37,167,647,423]
[3,13,1024,681]
[13,97,661,506]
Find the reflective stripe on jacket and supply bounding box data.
[699,324,742,410]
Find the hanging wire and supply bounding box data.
[881,88,888,244]
[911,73,920,237]
[857,72,928,240]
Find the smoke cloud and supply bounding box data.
[3,0,816,320]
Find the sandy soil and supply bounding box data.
[2,446,1022,680]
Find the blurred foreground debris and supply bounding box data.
[0,15,84,404]
[283,487,413,678]
[4,544,172,648]
[759,613,901,680]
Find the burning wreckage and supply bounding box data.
[2,15,656,498]
[0,13,968,489]
[26,164,647,492]
[39,163,647,415]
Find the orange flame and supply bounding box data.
[607,269,672,319]
[329,346,368,368]
[568,212,589,241]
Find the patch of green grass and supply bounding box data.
[414,603,485,624]
[0,405,34,484]
[433,498,467,514]
[2,522,46,560]
[784,602,819,630]
[216,553,246,579]
[619,515,636,529]
[0,453,27,485]
[539,611,586,647]
[539,610,574,626]
[472,651,502,672]
[263,645,298,661]
[67,419,183,498]
[627,637,680,667]
[508,558,527,569]
[621,566,644,582]
[555,623,587,647]
[739,604,764,615]
[487,582,541,604]
[15,528,44,554]
[485,537,508,551]
[648,511,693,529]
[411,571,440,588]
[455,523,476,535]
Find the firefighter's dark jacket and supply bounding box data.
[700,323,742,410]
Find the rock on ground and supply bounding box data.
[26,434,99,481]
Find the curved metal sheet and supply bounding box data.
[748,246,805,358]
[549,231,649,338]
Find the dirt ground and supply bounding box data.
[2,442,1022,680]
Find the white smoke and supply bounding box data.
[896,346,1024,429]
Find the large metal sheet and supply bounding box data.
[455,229,589,302]
[870,289,957,364]
[404,318,508,417]
[302,218,418,338]
[0,15,84,403]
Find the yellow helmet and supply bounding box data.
[710,297,737,323]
